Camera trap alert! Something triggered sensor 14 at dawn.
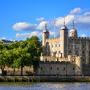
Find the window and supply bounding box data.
[50,67,52,70]
[59,51,60,54]
[83,51,84,54]
[41,67,42,70]
[57,68,59,70]
[83,46,84,48]
[75,45,76,47]
[68,45,70,47]
[52,45,53,47]
[69,51,71,53]
[73,67,75,70]
[45,58,47,61]
[63,67,65,70]
[76,51,78,53]
[56,44,57,47]
[71,45,73,47]
[83,59,84,61]
[56,51,57,53]
[59,44,60,47]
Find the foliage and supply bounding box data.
[0,36,42,75]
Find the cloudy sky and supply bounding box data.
[0,0,90,41]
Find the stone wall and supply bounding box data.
[35,61,82,76]
[82,64,90,76]
[0,66,34,76]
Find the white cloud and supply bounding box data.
[16,33,30,39]
[0,37,7,40]
[36,21,48,30]
[70,8,85,15]
[12,7,90,39]
[36,17,44,21]
[12,22,37,31]
[80,34,87,37]
[15,31,42,39]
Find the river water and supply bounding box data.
[0,82,90,90]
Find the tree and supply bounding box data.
[0,36,42,76]
[12,47,32,75]
[26,36,42,70]
[0,43,9,75]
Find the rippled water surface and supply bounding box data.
[0,82,90,90]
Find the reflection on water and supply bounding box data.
[0,82,90,90]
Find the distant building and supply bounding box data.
[1,39,18,45]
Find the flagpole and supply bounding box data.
[54,16,55,38]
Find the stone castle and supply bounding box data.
[35,19,90,76]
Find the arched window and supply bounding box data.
[59,51,60,54]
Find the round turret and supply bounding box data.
[61,25,68,30]
[42,23,49,46]
[60,18,68,30]
[69,21,78,38]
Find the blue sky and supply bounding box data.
[0,0,90,41]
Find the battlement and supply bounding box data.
[46,37,60,41]
[69,37,90,40]
[40,61,71,64]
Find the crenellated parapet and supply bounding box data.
[40,61,70,64]
[69,37,90,41]
[46,37,60,42]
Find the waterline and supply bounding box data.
[0,82,90,90]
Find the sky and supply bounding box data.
[0,0,90,41]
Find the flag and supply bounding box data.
[54,17,56,25]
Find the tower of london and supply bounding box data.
[35,18,90,76]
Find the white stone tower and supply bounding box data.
[60,18,68,57]
[69,20,78,38]
[42,23,49,55]
[75,56,82,75]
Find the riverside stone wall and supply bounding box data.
[0,66,34,76]
[35,61,82,76]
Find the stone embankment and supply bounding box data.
[0,76,90,82]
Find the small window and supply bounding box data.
[59,51,60,54]
[83,51,84,54]
[57,68,59,70]
[56,44,57,47]
[76,51,78,53]
[56,51,57,53]
[68,45,70,47]
[73,67,75,70]
[41,67,42,70]
[75,45,76,47]
[83,59,84,61]
[89,51,90,54]
[63,67,65,70]
[45,58,47,61]
[50,67,52,70]
[83,46,84,48]
[71,45,73,47]
[69,51,71,53]
[59,44,60,47]
[52,45,53,47]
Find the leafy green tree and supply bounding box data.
[0,36,42,76]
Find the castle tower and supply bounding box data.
[75,56,82,75]
[60,17,68,57]
[42,23,49,46]
[69,20,78,38]
[42,23,49,55]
